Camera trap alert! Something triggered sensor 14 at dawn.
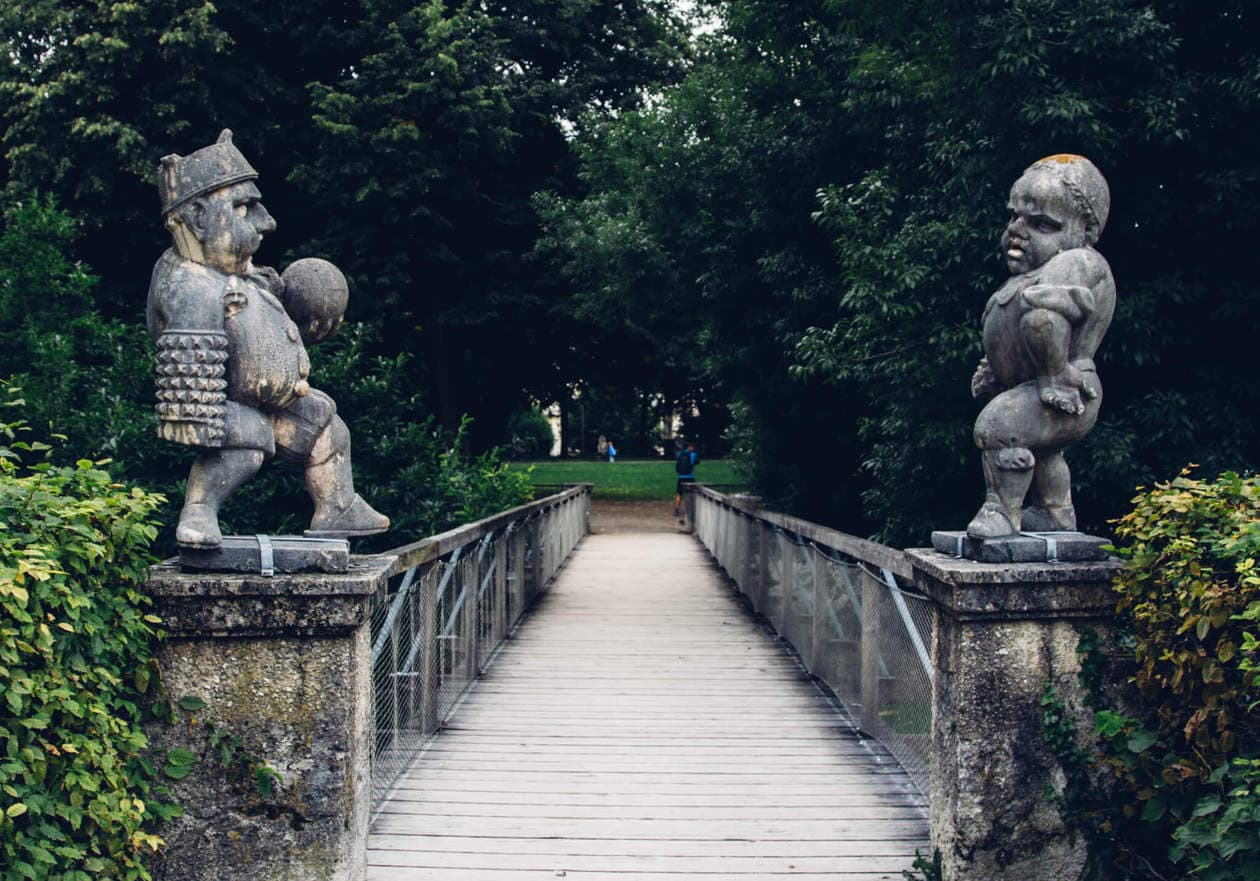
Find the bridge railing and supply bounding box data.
[367,484,591,813]
[689,485,932,793]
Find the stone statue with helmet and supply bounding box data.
[147,129,388,555]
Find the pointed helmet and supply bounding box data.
[158,129,259,215]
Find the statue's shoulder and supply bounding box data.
[147,250,230,337]
[149,250,228,302]
[1036,247,1112,288]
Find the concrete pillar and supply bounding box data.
[143,557,392,881]
[906,549,1121,881]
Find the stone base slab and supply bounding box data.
[931,529,1110,563]
[179,535,349,574]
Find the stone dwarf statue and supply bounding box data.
[966,154,1115,539]
[147,129,389,548]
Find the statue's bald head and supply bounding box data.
[1025,155,1110,245]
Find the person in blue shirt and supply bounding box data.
[673,441,697,517]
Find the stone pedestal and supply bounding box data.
[143,556,392,881]
[906,548,1122,881]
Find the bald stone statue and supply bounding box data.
[147,129,388,548]
[965,154,1115,540]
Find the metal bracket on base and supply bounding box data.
[179,535,350,574]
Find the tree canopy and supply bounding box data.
[0,0,690,449]
[2,0,1257,543]
[541,0,1260,542]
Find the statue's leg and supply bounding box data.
[967,447,1035,538]
[1022,451,1077,531]
[305,415,389,537]
[966,386,1043,539]
[177,448,266,547]
[1021,309,1088,415]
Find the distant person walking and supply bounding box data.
[673,441,698,518]
[608,441,617,463]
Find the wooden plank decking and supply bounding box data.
[367,531,929,880]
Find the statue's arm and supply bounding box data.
[1019,250,1106,323]
[151,269,231,448]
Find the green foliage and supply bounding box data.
[507,406,555,459]
[1043,471,1260,879]
[549,0,1260,543]
[0,392,171,881]
[0,0,688,452]
[1112,469,1260,778]
[902,848,942,881]
[0,195,165,470]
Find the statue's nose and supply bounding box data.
[254,204,276,234]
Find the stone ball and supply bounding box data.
[280,258,348,345]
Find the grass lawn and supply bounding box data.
[514,458,747,501]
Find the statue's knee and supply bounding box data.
[310,415,350,466]
[1021,307,1069,341]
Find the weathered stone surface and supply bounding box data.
[148,555,391,637]
[143,558,390,881]
[149,129,388,550]
[930,529,1110,563]
[179,534,350,574]
[910,550,1120,881]
[963,155,1115,544]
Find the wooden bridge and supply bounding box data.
[366,519,929,880]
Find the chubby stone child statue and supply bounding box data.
[966,154,1115,539]
[147,129,389,547]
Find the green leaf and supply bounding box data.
[177,695,207,712]
[161,763,193,780]
[164,747,199,768]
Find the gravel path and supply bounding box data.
[588,499,688,534]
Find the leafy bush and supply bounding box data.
[1047,470,1260,880]
[0,195,167,470]
[0,393,171,881]
[507,406,555,459]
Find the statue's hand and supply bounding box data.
[301,315,343,346]
[971,358,1000,400]
[250,265,286,298]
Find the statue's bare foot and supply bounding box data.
[176,502,223,548]
[966,499,1019,539]
[1038,368,1086,415]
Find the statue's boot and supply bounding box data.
[176,449,266,548]
[305,416,389,538]
[966,448,1034,539]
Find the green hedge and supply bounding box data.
[1049,470,1260,880]
[0,397,170,881]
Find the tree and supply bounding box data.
[0,1,689,452]
[546,0,1260,543]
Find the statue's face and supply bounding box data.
[1001,169,1090,275]
[193,181,275,275]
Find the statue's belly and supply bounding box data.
[982,301,1037,388]
[224,291,310,410]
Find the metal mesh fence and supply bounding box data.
[368,487,590,812]
[690,488,933,795]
